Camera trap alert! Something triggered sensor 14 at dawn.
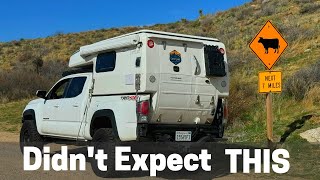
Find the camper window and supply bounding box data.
[204,45,226,77]
[96,51,116,73]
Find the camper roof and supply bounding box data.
[108,29,219,42]
[69,30,220,68]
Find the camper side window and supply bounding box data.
[96,51,116,73]
[204,45,226,77]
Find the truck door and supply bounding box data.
[42,78,71,134]
[54,76,88,137]
[41,76,88,137]
[156,40,194,124]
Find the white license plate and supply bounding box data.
[175,131,192,141]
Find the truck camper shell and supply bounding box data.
[69,30,219,68]
[68,30,229,125]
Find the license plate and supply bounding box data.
[175,131,192,141]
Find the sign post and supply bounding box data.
[266,93,273,146]
[249,20,288,147]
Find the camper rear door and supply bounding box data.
[156,40,193,124]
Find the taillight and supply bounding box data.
[219,48,225,55]
[137,101,149,115]
[137,101,149,123]
[147,40,154,48]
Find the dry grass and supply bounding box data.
[284,61,320,100]
[303,84,320,107]
[0,99,29,132]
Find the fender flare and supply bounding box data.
[22,109,39,131]
[22,109,36,123]
[90,109,119,138]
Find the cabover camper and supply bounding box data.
[20,30,229,176]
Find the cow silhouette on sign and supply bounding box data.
[258,37,280,54]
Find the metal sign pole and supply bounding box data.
[266,92,273,147]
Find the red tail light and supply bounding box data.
[147,40,154,48]
[137,101,149,115]
[219,48,225,55]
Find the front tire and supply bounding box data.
[90,128,117,178]
[20,120,44,154]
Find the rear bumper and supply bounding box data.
[137,123,220,142]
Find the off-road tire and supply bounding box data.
[20,120,44,154]
[90,128,117,177]
[216,122,225,138]
[213,99,225,138]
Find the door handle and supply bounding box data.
[73,105,79,107]
[54,105,59,108]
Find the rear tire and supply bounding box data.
[90,128,117,178]
[213,99,225,138]
[216,123,225,138]
[20,120,44,154]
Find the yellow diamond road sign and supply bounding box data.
[258,71,282,93]
[250,20,288,70]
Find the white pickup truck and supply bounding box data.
[20,30,229,176]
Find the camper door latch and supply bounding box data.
[195,95,200,104]
[210,96,215,105]
[183,43,187,52]
[162,41,166,50]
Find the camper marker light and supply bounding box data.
[147,40,154,48]
[219,48,225,55]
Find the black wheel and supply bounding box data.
[20,120,44,154]
[90,128,117,178]
[213,99,225,138]
[216,123,225,138]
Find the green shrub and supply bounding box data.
[294,0,315,4]
[300,3,320,14]
[228,78,257,124]
[0,60,66,101]
[284,61,320,100]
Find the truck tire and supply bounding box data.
[90,128,117,177]
[216,123,225,138]
[20,120,44,154]
[213,99,225,138]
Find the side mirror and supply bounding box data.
[36,90,47,99]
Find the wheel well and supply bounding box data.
[23,115,33,121]
[90,116,113,136]
[89,109,118,138]
[22,109,35,123]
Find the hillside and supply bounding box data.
[0,0,320,177]
[1,0,319,70]
[0,0,320,135]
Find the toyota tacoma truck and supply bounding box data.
[20,30,229,176]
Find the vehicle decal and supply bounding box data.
[121,95,137,101]
[169,50,182,65]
